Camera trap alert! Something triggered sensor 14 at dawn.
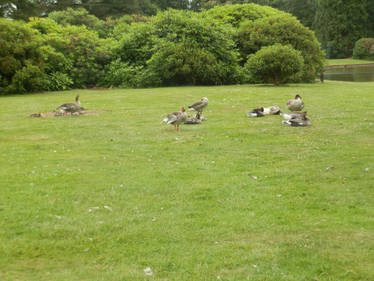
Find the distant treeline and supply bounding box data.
[1,0,373,58]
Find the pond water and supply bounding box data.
[323,65,374,82]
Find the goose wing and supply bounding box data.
[163,111,180,124]
[189,100,207,111]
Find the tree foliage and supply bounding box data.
[313,0,370,58]
[1,5,326,93]
[353,38,374,60]
[245,44,304,85]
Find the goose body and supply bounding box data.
[282,111,311,127]
[56,94,84,115]
[188,97,208,119]
[287,95,304,112]
[280,111,307,121]
[163,107,188,131]
[282,117,311,127]
[247,106,281,117]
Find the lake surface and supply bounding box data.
[323,65,374,82]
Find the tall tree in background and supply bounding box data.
[197,0,316,28]
[313,0,370,58]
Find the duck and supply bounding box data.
[287,94,304,112]
[247,106,281,117]
[280,111,307,121]
[56,94,85,115]
[188,97,208,119]
[162,107,188,131]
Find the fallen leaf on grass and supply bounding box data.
[248,174,258,180]
[88,207,100,212]
[104,206,113,211]
[144,267,153,276]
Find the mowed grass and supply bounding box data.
[0,81,373,281]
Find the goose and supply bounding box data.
[280,111,307,121]
[247,106,281,117]
[287,94,304,112]
[162,107,188,131]
[282,114,311,127]
[247,107,265,117]
[188,97,208,119]
[56,94,84,115]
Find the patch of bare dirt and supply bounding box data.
[29,110,107,118]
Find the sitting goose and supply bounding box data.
[247,106,281,117]
[280,111,307,121]
[188,97,208,119]
[282,114,311,127]
[162,107,188,131]
[56,94,84,115]
[287,94,304,112]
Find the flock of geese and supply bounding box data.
[247,94,311,127]
[53,94,310,131]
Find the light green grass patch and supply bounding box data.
[0,82,373,280]
[327,58,374,66]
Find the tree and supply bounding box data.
[206,4,324,82]
[313,0,370,58]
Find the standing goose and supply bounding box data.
[287,94,304,112]
[162,107,188,131]
[56,94,84,115]
[188,97,208,119]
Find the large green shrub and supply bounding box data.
[48,8,110,38]
[28,18,114,89]
[113,9,243,87]
[0,19,51,94]
[203,3,280,27]
[245,44,304,85]
[353,38,374,60]
[238,14,324,82]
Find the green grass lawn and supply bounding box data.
[327,58,374,66]
[1,81,373,281]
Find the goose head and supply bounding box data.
[75,94,81,106]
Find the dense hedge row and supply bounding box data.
[0,4,325,94]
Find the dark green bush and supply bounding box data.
[245,44,304,85]
[9,64,50,94]
[102,59,141,88]
[0,19,47,94]
[353,38,374,60]
[238,14,324,82]
[48,8,109,38]
[113,9,243,87]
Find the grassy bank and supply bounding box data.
[0,81,373,280]
[327,58,374,65]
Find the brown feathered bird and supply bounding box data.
[287,94,304,112]
[162,107,188,131]
[56,94,85,115]
[188,97,208,119]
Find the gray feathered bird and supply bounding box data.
[162,107,188,131]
